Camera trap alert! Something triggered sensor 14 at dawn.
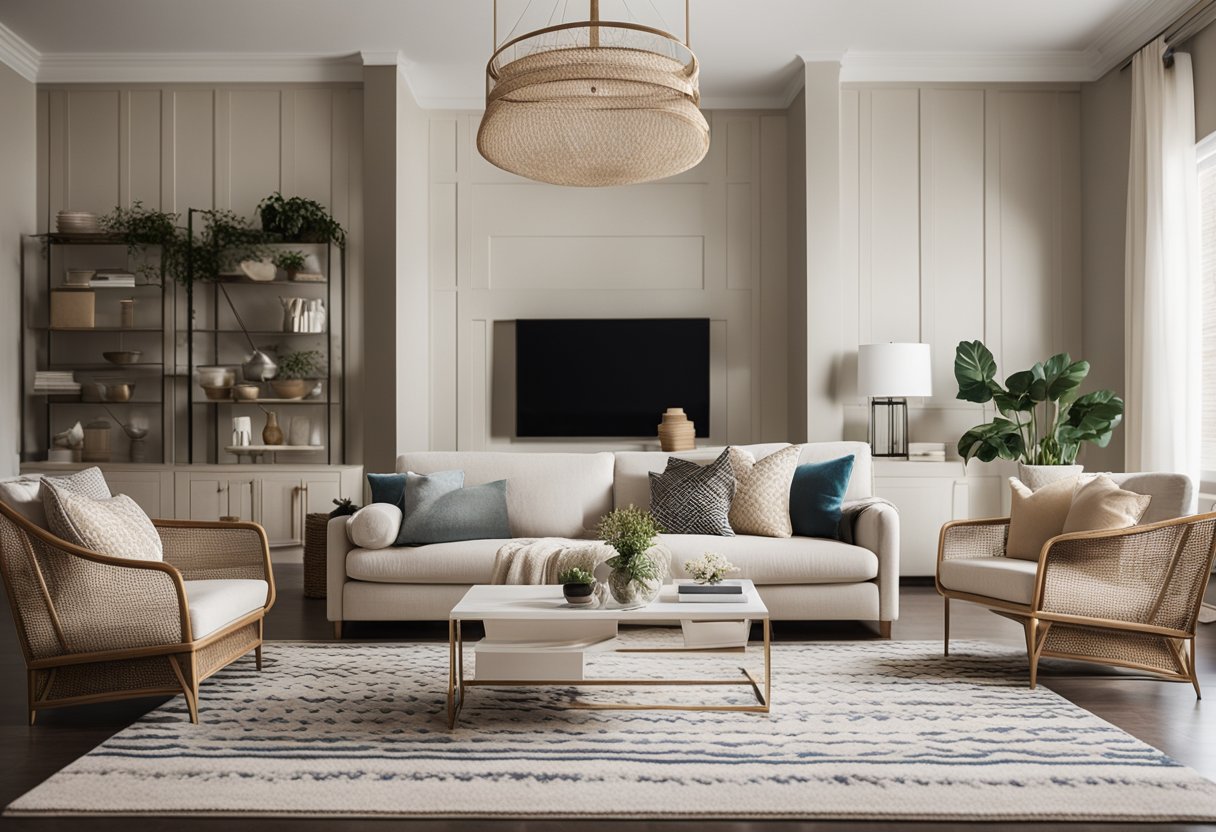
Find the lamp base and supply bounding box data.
[868,397,909,459]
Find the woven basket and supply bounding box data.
[304,513,331,599]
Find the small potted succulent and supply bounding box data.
[270,349,323,399]
[558,567,597,606]
[597,506,665,609]
[272,250,308,281]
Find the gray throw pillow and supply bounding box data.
[395,470,510,546]
[649,448,736,536]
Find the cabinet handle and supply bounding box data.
[290,486,299,540]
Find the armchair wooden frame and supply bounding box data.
[936,512,1216,696]
[0,502,275,724]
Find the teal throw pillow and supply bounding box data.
[367,472,407,507]
[395,470,510,546]
[789,455,855,539]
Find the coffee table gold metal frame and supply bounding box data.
[446,616,770,729]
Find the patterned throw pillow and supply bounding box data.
[42,480,163,561]
[649,448,736,536]
[0,467,111,529]
[727,445,803,537]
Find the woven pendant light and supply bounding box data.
[478,0,710,187]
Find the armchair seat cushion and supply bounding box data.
[184,579,269,639]
[938,557,1038,605]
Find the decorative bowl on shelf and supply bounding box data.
[65,269,95,287]
[100,381,134,402]
[197,365,236,387]
[232,383,260,401]
[270,379,310,399]
[102,350,142,365]
[240,260,276,282]
[202,385,232,401]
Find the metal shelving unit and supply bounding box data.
[21,233,172,463]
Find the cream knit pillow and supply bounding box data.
[727,445,802,538]
[43,481,163,561]
[1005,475,1080,561]
[1062,474,1151,534]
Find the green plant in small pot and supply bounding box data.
[271,349,324,400]
[272,250,308,281]
[597,506,666,609]
[953,340,1124,484]
[330,497,360,518]
[558,567,597,606]
[257,192,346,247]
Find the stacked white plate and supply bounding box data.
[56,210,99,234]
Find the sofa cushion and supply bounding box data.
[0,467,112,529]
[348,503,402,550]
[649,449,736,536]
[397,472,510,545]
[938,557,1039,605]
[1006,476,1079,561]
[789,454,855,539]
[1062,474,1151,534]
[183,579,269,639]
[614,442,873,511]
[43,483,163,561]
[661,534,878,585]
[397,452,613,539]
[346,539,515,584]
[728,445,801,538]
[1106,472,1190,523]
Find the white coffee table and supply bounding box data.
[446,581,770,728]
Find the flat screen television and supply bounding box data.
[515,318,710,438]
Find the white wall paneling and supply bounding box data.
[430,110,790,452]
[35,83,363,465]
[837,83,1083,452]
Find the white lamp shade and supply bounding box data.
[857,343,932,397]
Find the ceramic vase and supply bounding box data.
[262,411,284,446]
[658,407,695,452]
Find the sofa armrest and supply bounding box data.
[327,516,353,622]
[847,500,900,621]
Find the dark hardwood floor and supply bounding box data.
[1,565,1214,832]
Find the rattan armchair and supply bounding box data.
[0,502,275,724]
[936,511,1216,694]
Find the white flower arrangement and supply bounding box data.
[684,551,740,585]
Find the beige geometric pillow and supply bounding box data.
[42,481,163,561]
[727,445,802,538]
[1062,474,1151,534]
[1005,475,1080,561]
[0,467,111,529]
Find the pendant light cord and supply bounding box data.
[218,282,259,353]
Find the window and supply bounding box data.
[1200,133,1216,485]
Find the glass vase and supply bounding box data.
[607,568,662,609]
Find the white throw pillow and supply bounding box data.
[347,503,403,550]
[0,468,111,529]
[42,480,163,561]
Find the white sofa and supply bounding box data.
[327,442,898,632]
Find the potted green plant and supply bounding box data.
[99,201,184,285]
[597,506,665,609]
[684,552,739,585]
[953,340,1124,483]
[271,349,323,400]
[557,566,597,606]
[330,497,360,518]
[257,192,346,247]
[272,250,308,281]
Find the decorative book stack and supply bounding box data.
[908,442,947,462]
[677,580,746,603]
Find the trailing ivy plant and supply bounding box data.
[195,209,271,279]
[257,192,346,247]
[954,340,1124,466]
[99,202,184,284]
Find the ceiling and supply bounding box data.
[0,0,1194,107]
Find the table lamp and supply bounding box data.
[857,343,932,459]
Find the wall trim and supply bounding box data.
[0,20,39,82]
[838,51,1096,83]
[37,52,363,84]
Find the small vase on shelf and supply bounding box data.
[262,411,283,446]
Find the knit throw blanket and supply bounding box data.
[491,538,672,606]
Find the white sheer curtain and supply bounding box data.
[1125,37,1201,504]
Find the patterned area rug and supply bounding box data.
[8,639,1216,821]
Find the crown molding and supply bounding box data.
[1084,0,1194,79]
[0,20,39,82]
[37,52,362,84]
[838,50,1095,84]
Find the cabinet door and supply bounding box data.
[227,478,255,522]
[99,472,168,519]
[875,478,960,577]
[256,475,305,547]
[303,474,341,516]
[183,478,229,522]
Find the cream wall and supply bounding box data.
[827,83,1084,456]
[426,109,791,451]
[0,64,36,477]
[33,83,364,464]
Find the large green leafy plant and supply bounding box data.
[954,340,1124,466]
